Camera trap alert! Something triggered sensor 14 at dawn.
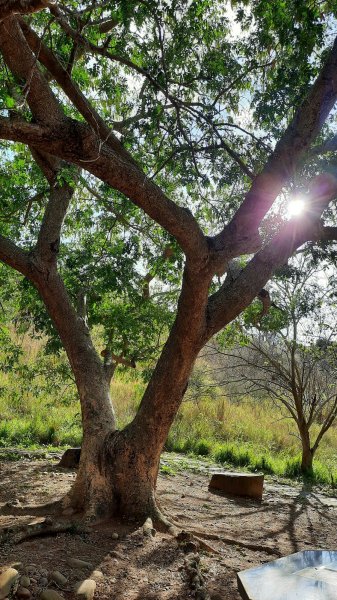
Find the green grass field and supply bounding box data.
[1,339,336,487]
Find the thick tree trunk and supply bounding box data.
[66,317,205,521]
[33,263,209,522]
[66,424,172,522]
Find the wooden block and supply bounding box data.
[209,471,264,500]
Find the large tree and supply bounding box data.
[1,0,337,524]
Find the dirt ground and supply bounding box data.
[0,451,336,599]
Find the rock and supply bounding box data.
[92,571,103,579]
[209,471,264,500]
[111,532,119,540]
[74,579,96,600]
[19,577,30,588]
[67,559,93,570]
[58,448,81,469]
[39,578,48,587]
[16,587,31,599]
[0,568,19,600]
[25,567,36,576]
[50,572,67,587]
[40,590,65,600]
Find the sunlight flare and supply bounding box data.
[287,196,306,218]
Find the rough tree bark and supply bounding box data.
[297,420,314,473]
[1,8,337,523]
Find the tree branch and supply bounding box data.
[0,16,63,126]
[35,181,74,264]
[0,235,31,277]
[19,19,134,165]
[213,35,337,254]
[317,226,337,242]
[0,19,209,264]
[206,173,337,338]
[0,116,209,262]
[47,6,255,181]
[0,0,53,20]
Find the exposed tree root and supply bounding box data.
[151,506,180,536]
[145,506,219,554]
[187,528,282,556]
[0,499,62,517]
[142,517,156,537]
[0,517,85,545]
[177,530,219,555]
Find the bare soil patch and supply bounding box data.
[0,452,336,599]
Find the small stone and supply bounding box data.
[40,590,65,600]
[16,587,31,599]
[111,532,119,540]
[19,577,30,588]
[30,579,37,585]
[39,571,48,579]
[50,572,67,587]
[0,568,19,600]
[67,559,93,570]
[92,571,103,579]
[74,579,96,600]
[25,567,36,576]
[39,578,48,588]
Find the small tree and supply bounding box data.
[216,260,337,473]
